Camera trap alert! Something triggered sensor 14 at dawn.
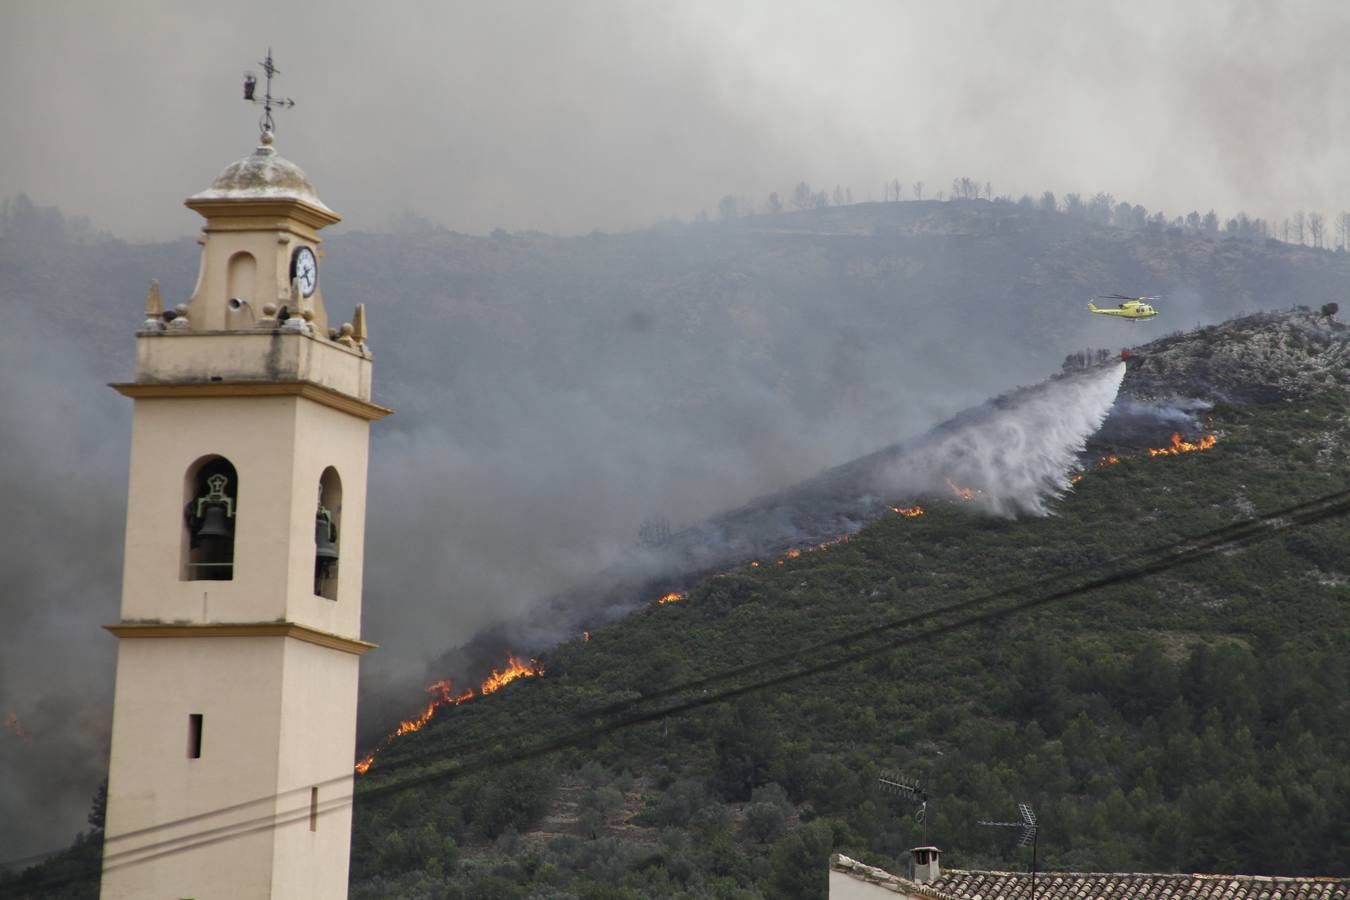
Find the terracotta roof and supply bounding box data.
[930,869,1350,900]
[831,855,1350,900]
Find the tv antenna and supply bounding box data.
[878,772,929,842]
[242,49,296,140]
[979,801,1039,900]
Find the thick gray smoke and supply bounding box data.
[0,308,126,862]
[886,362,1127,516]
[385,362,1130,715]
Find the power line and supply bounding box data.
[8,487,1349,891]
[100,487,1350,867]
[17,487,1350,878]
[337,484,1350,780]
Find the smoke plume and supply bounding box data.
[387,361,1129,720]
[0,307,125,862]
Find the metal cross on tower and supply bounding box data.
[243,48,296,140]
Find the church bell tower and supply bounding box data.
[100,55,390,899]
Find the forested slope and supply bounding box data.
[342,311,1350,899]
[4,194,1350,898]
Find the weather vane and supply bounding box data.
[242,49,296,141]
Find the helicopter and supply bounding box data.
[1088,294,1160,321]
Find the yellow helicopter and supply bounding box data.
[1088,294,1160,321]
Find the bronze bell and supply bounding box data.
[196,504,234,541]
[315,508,339,561]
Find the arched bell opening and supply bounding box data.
[225,251,256,328]
[183,456,238,581]
[314,467,342,600]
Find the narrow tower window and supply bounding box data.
[183,457,238,581]
[187,714,203,759]
[309,787,319,831]
[314,467,342,599]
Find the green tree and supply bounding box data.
[768,819,845,900]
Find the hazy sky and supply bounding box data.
[2,0,1348,240]
[4,0,1348,862]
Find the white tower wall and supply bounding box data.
[101,129,389,899]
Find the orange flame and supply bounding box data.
[1148,433,1217,457]
[355,653,541,773]
[391,679,474,741]
[771,534,852,565]
[657,591,686,605]
[891,505,925,517]
[1073,454,1123,484]
[480,656,540,695]
[944,478,976,501]
[1071,437,1214,491]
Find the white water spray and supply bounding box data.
[886,362,1126,516]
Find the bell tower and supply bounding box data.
[100,55,390,899]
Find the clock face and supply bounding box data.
[291,246,318,298]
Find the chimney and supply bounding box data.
[909,846,942,884]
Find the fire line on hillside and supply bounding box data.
[356,654,540,774]
[360,430,1217,772]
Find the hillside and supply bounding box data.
[336,201,1350,742]
[335,309,1350,899]
[2,196,1350,893]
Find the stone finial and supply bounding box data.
[145,280,163,318]
[352,303,368,346]
[141,280,165,332]
[169,303,191,330]
[293,276,309,314]
[336,322,358,348]
[282,277,310,332]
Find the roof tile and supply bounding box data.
[832,856,1350,900]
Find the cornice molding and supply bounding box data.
[111,380,393,421]
[105,621,378,656]
[185,196,341,230]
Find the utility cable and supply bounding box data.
[8,487,1350,891]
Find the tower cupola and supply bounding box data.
[196,135,330,212]
[179,128,341,335]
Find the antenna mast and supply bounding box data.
[878,772,929,844]
[978,802,1039,900]
[242,48,297,141]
